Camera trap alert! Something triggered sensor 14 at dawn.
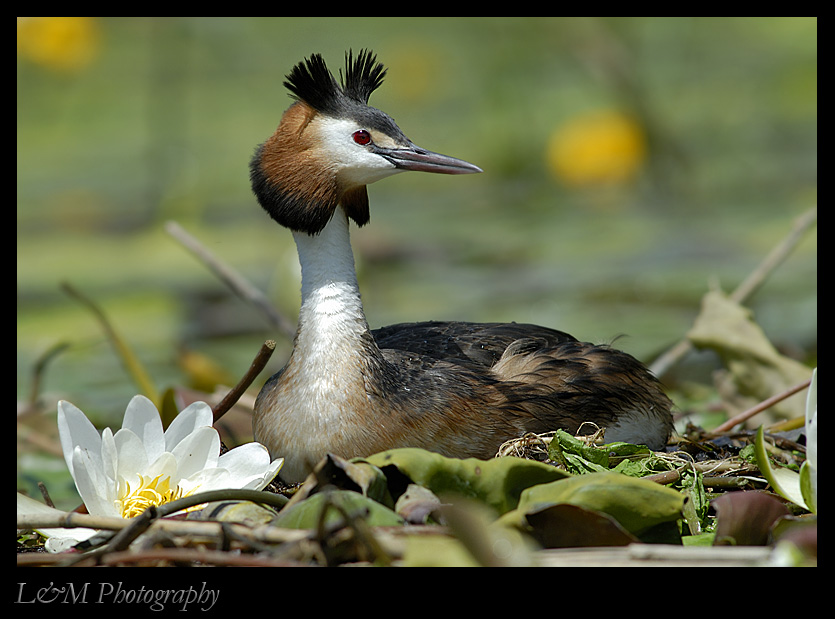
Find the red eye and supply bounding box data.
[352,130,371,145]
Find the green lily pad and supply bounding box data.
[499,471,684,536]
[272,489,404,530]
[363,447,570,515]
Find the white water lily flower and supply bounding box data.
[49,395,283,550]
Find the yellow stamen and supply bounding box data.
[116,474,194,519]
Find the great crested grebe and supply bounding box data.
[250,50,673,482]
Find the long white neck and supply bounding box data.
[291,208,372,364]
[254,207,385,482]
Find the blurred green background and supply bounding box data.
[18,18,816,507]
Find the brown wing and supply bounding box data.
[489,337,674,443]
[372,320,577,367]
[371,320,673,450]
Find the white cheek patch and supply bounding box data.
[311,117,400,186]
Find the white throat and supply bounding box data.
[292,208,370,361]
[253,208,379,482]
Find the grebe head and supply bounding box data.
[250,49,482,235]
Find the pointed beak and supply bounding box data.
[375,143,482,175]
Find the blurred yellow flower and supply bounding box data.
[547,109,647,187]
[17,17,99,72]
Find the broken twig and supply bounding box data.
[165,220,296,340]
[212,340,276,422]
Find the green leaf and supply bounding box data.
[548,430,661,477]
[272,489,404,529]
[682,532,716,546]
[753,425,809,511]
[680,470,708,535]
[363,447,570,515]
[498,471,684,537]
[549,430,610,468]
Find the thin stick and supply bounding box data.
[22,341,71,415]
[650,206,817,377]
[37,482,55,508]
[18,489,289,534]
[212,339,276,422]
[61,282,160,404]
[165,221,297,341]
[710,377,812,434]
[18,511,129,532]
[97,548,304,567]
[729,207,818,304]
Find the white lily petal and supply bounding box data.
[180,467,231,494]
[122,395,165,463]
[146,451,178,481]
[100,427,118,485]
[805,368,817,508]
[45,534,96,553]
[240,460,285,490]
[218,443,279,484]
[70,445,104,498]
[171,426,220,480]
[214,449,283,492]
[805,369,817,469]
[164,401,213,452]
[72,446,119,518]
[57,400,102,478]
[113,428,149,478]
[260,458,285,489]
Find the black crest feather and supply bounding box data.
[284,49,386,115]
[341,49,387,103]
